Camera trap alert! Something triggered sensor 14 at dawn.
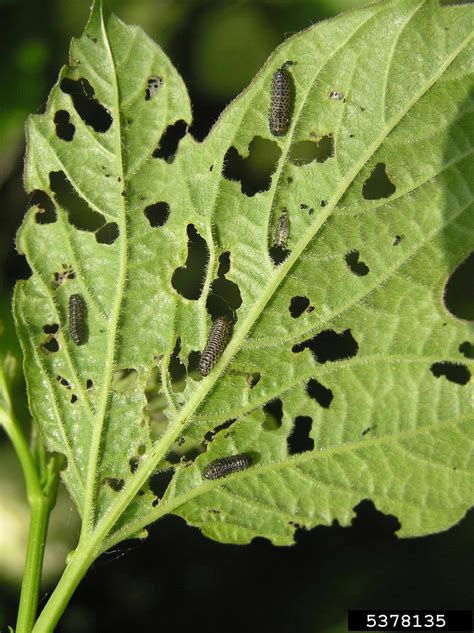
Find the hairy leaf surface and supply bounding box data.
[15,0,473,550]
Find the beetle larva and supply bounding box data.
[199,315,233,377]
[69,294,87,346]
[269,63,294,136]
[203,454,251,480]
[274,208,290,247]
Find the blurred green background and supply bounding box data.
[0,0,472,631]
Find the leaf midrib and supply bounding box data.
[80,4,129,538]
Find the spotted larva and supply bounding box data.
[199,315,233,377]
[203,454,251,480]
[274,208,290,247]
[269,63,294,136]
[69,294,87,346]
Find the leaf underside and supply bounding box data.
[15,0,473,549]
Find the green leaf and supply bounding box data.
[15,0,473,555]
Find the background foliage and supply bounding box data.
[0,0,472,631]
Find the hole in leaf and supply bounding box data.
[247,372,261,389]
[207,252,242,320]
[49,170,105,232]
[43,323,59,335]
[111,368,138,392]
[144,202,170,228]
[207,282,241,320]
[145,365,160,404]
[289,134,334,165]
[129,455,140,474]
[54,110,75,141]
[443,253,474,321]
[60,77,112,132]
[149,469,174,499]
[293,329,359,364]
[289,296,314,318]
[152,119,188,162]
[102,477,125,492]
[53,264,76,289]
[30,190,57,224]
[169,338,186,392]
[51,453,68,472]
[459,342,474,359]
[204,419,236,444]
[171,224,209,300]
[222,136,281,196]
[263,398,283,430]
[217,251,230,276]
[344,250,369,276]
[56,375,71,389]
[288,416,314,455]
[392,235,402,246]
[86,379,93,389]
[362,426,376,436]
[70,394,78,404]
[288,521,304,532]
[187,351,201,374]
[145,76,163,100]
[42,337,59,353]
[306,378,333,408]
[362,162,396,200]
[166,435,202,466]
[269,245,290,266]
[430,362,470,385]
[168,446,203,466]
[95,222,119,244]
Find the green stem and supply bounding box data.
[32,546,95,633]
[16,497,51,633]
[16,453,63,633]
[0,411,48,633]
[1,402,62,633]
